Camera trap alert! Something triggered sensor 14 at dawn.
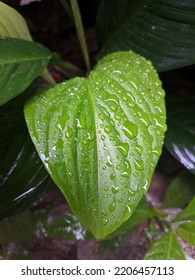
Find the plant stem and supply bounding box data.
[60,0,73,20]
[70,0,91,71]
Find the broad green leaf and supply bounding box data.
[0,87,51,220]
[0,37,51,105]
[177,222,195,246]
[165,97,195,174]
[0,211,32,243]
[0,1,32,40]
[96,0,195,71]
[163,170,195,207]
[24,51,166,239]
[144,230,186,260]
[175,197,195,222]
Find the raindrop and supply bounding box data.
[115,142,129,157]
[123,204,131,222]
[134,159,144,170]
[152,146,162,157]
[121,160,131,177]
[101,218,108,225]
[122,121,138,139]
[65,127,73,139]
[104,125,112,133]
[111,184,119,194]
[109,200,116,213]
[135,145,143,155]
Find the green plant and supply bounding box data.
[0,0,195,259]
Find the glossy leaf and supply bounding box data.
[0,37,51,105]
[46,212,91,240]
[144,230,186,260]
[96,0,195,71]
[25,51,166,239]
[174,197,195,222]
[0,88,51,220]
[163,170,195,207]
[177,222,195,246]
[165,97,195,174]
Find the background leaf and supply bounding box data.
[162,170,195,207]
[0,37,51,105]
[25,51,166,239]
[165,97,195,174]
[0,87,52,220]
[0,211,33,243]
[176,222,195,246]
[144,230,186,260]
[174,197,195,222]
[0,1,32,40]
[96,0,195,71]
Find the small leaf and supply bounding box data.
[144,230,186,260]
[165,97,195,174]
[177,222,195,246]
[24,51,166,239]
[0,37,51,105]
[163,170,195,207]
[96,0,195,71]
[175,197,195,222]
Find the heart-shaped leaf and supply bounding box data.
[0,37,51,106]
[24,51,166,239]
[96,0,195,71]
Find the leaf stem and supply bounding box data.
[70,0,91,71]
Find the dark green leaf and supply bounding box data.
[0,37,51,105]
[177,222,195,246]
[46,212,91,240]
[175,197,195,222]
[96,0,195,71]
[144,230,186,260]
[165,97,195,174]
[0,211,33,243]
[0,89,52,220]
[163,170,195,207]
[24,51,166,239]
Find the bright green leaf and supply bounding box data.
[144,230,186,260]
[175,197,195,222]
[0,37,51,105]
[177,222,195,246]
[163,170,195,207]
[24,51,166,239]
[165,97,195,174]
[96,0,195,71]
